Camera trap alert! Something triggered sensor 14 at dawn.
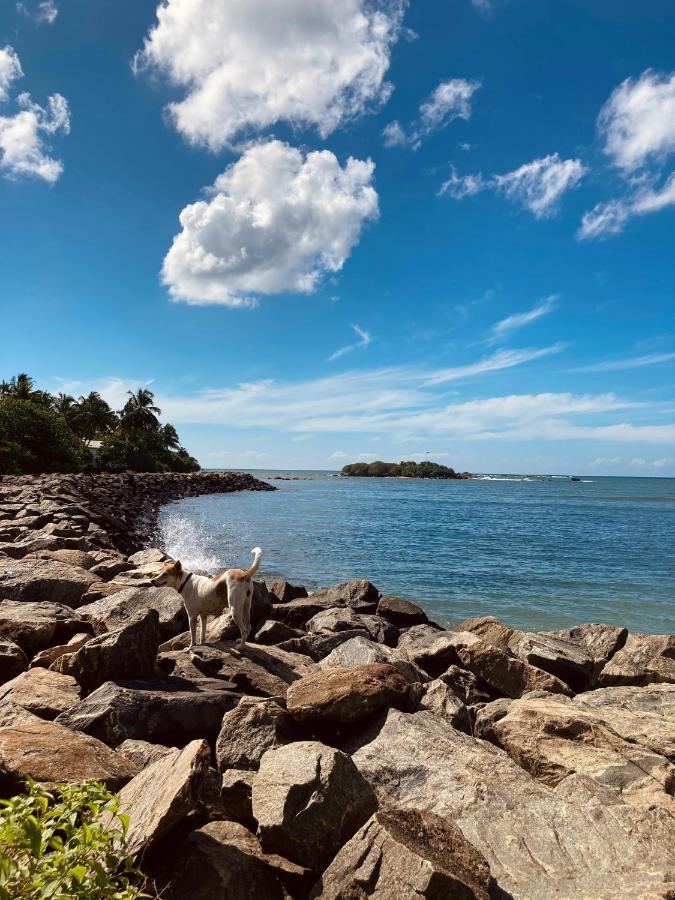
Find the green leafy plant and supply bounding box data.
[0,780,152,899]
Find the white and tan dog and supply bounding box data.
[152,547,262,648]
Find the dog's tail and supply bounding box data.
[241,547,263,579]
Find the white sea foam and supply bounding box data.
[160,514,220,573]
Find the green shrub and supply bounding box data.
[0,398,86,475]
[0,780,151,899]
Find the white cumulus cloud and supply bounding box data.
[383,77,480,149]
[0,48,70,183]
[441,153,586,218]
[135,0,407,150]
[162,140,379,307]
[599,70,675,172]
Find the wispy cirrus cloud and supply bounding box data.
[16,1,58,24]
[424,343,565,386]
[383,77,481,150]
[441,154,586,218]
[570,351,675,373]
[327,324,373,362]
[488,295,558,342]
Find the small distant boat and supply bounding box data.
[570,476,581,482]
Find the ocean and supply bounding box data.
[157,472,675,635]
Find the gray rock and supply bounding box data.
[415,677,471,732]
[252,619,304,645]
[509,631,595,692]
[269,580,308,603]
[253,740,377,871]
[319,636,428,684]
[377,595,429,628]
[216,696,295,772]
[279,629,372,661]
[116,738,173,769]
[55,677,240,746]
[88,559,134,580]
[269,597,345,629]
[547,622,628,674]
[0,558,99,607]
[0,601,91,655]
[0,667,80,720]
[109,739,210,855]
[0,720,137,795]
[127,548,169,567]
[52,609,160,692]
[440,665,492,706]
[352,708,675,899]
[162,820,312,900]
[310,579,380,612]
[25,549,96,570]
[306,608,398,647]
[313,807,491,899]
[0,638,27,685]
[598,633,675,687]
[77,585,187,639]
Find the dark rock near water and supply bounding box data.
[253,619,304,645]
[377,594,428,628]
[269,580,308,603]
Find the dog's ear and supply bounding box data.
[174,560,182,574]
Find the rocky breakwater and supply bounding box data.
[1,476,674,898]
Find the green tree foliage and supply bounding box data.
[0,399,86,474]
[341,459,461,479]
[0,373,200,475]
[0,779,152,899]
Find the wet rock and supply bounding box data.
[0,667,80,720]
[0,720,137,795]
[572,683,675,762]
[598,633,675,686]
[0,558,99,607]
[352,708,675,899]
[117,738,173,769]
[252,619,304,645]
[319,636,428,684]
[29,633,91,669]
[0,601,91,656]
[162,820,312,900]
[216,696,295,772]
[269,580,308,603]
[77,585,187,639]
[414,677,471,732]
[0,638,27,684]
[286,664,410,725]
[486,694,675,812]
[53,609,161,692]
[221,769,256,827]
[377,595,428,628]
[253,740,377,871]
[313,807,491,900]
[55,677,240,747]
[110,739,210,855]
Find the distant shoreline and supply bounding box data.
[341,461,473,480]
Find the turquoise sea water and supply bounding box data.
[158,472,675,635]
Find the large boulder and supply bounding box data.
[55,677,240,747]
[110,739,210,855]
[161,820,312,900]
[269,580,308,603]
[0,600,91,655]
[252,620,304,645]
[220,769,256,827]
[351,708,675,899]
[598,633,675,687]
[313,807,491,900]
[117,739,173,769]
[307,608,398,647]
[0,720,137,795]
[0,558,99,607]
[269,597,345,630]
[547,623,628,674]
[286,664,410,725]
[279,629,371,661]
[414,677,471,732]
[53,609,160,692]
[485,694,675,812]
[377,595,428,628]
[453,615,515,649]
[26,549,96,569]
[29,632,91,669]
[77,585,187,639]
[0,667,80,719]
[253,740,377,871]
[572,683,675,762]
[216,696,296,771]
[310,580,380,612]
[0,638,27,684]
[319,635,428,684]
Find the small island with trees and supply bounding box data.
[340,460,472,479]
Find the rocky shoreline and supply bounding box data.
[0,473,674,898]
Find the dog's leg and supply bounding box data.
[188,616,197,649]
[199,614,207,644]
[240,582,252,645]
[229,584,251,646]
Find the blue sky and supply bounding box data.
[1,0,674,475]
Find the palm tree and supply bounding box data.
[53,392,77,419]
[1,373,35,400]
[161,423,181,450]
[75,392,118,444]
[120,388,161,436]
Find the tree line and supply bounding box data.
[341,460,463,479]
[0,373,199,475]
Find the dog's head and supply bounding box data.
[152,559,183,589]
